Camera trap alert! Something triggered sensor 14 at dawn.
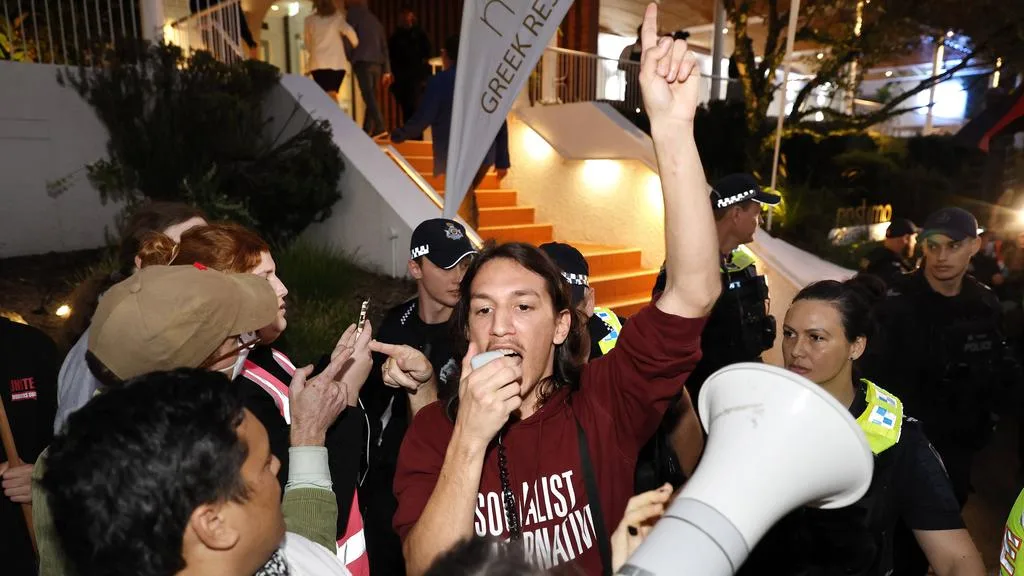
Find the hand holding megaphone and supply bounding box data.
[453,342,523,450]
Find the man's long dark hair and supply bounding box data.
[445,242,589,421]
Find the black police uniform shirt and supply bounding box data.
[358,297,459,576]
[738,381,963,576]
[861,269,1010,504]
[0,317,58,576]
[861,245,914,288]
[234,345,365,540]
[653,253,771,401]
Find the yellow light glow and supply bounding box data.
[520,126,554,162]
[1017,209,1024,226]
[645,171,665,215]
[55,304,71,318]
[271,4,280,10]
[582,160,622,188]
[288,2,299,17]
[885,70,893,77]
[816,52,824,60]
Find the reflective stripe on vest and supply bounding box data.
[855,379,903,455]
[242,360,292,425]
[593,307,623,354]
[338,492,370,575]
[1001,487,1024,575]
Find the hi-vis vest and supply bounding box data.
[722,245,757,274]
[593,306,623,354]
[1000,487,1024,575]
[855,379,903,455]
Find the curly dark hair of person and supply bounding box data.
[424,537,544,576]
[40,369,250,576]
[445,242,589,420]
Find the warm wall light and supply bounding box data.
[271,4,280,10]
[885,70,893,77]
[582,160,622,188]
[645,171,665,214]
[816,52,824,60]
[520,126,554,162]
[55,304,71,318]
[288,2,300,17]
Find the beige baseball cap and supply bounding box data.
[88,265,278,381]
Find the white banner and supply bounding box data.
[443,0,575,219]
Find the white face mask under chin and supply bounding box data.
[222,346,251,381]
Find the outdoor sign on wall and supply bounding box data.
[829,200,894,245]
[443,0,575,219]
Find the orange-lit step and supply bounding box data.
[602,295,652,319]
[404,156,434,173]
[424,173,502,191]
[475,190,518,208]
[391,140,433,156]
[478,206,536,227]
[478,224,554,245]
[589,270,660,301]
[576,246,645,277]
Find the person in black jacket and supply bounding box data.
[860,207,1020,575]
[360,218,476,576]
[859,218,918,288]
[0,317,58,576]
[388,7,432,132]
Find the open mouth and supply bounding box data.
[492,347,522,360]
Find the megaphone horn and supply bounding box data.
[618,363,874,576]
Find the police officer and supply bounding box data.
[740,278,984,576]
[862,207,1019,575]
[860,218,919,287]
[359,218,476,576]
[653,173,780,404]
[539,242,623,360]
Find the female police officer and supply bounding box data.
[738,277,985,576]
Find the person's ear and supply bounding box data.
[408,259,423,280]
[969,237,981,257]
[553,309,571,345]
[850,336,867,362]
[188,502,240,552]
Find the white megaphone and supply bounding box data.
[617,363,874,576]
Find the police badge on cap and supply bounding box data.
[410,218,476,270]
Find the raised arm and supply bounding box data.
[639,3,720,319]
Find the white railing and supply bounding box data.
[1,0,142,65]
[528,46,734,114]
[166,0,245,65]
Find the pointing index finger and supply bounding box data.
[641,2,659,52]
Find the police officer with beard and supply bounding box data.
[653,173,780,406]
[861,207,1020,575]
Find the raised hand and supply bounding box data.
[611,483,673,572]
[639,2,701,125]
[289,348,352,446]
[452,342,523,451]
[332,321,375,405]
[369,340,436,392]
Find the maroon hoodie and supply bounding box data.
[393,304,705,574]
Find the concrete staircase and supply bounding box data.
[390,140,657,318]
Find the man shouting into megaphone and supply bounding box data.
[377,4,721,574]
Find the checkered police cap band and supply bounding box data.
[411,245,429,259]
[562,272,589,286]
[713,188,758,210]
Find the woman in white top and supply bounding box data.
[304,0,359,101]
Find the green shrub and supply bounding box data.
[57,43,344,245]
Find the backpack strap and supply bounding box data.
[574,414,612,576]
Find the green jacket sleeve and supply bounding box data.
[34,448,74,576]
[283,487,339,552]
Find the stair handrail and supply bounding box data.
[167,0,245,63]
[380,144,485,250]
